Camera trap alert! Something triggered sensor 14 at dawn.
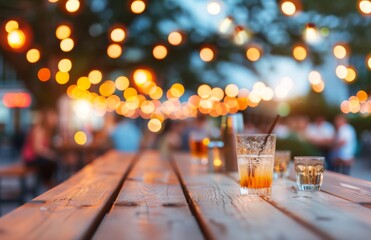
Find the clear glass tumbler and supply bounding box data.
[235,134,276,196]
[294,156,324,191]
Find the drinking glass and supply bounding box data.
[294,156,324,191]
[235,134,276,196]
[189,131,208,165]
[274,150,291,179]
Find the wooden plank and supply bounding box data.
[0,151,136,240]
[229,173,371,239]
[93,151,203,240]
[289,166,371,206]
[172,153,318,240]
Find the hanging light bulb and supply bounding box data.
[304,23,321,45]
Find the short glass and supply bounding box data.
[274,150,291,179]
[235,134,276,196]
[294,156,324,191]
[189,131,208,165]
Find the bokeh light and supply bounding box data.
[55,71,70,84]
[56,25,71,40]
[225,84,239,97]
[99,80,116,97]
[133,68,153,86]
[77,76,91,90]
[148,118,162,132]
[74,131,87,145]
[280,0,297,16]
[234,26,250,45]
[344,66,357,82]
[37,68,51,82]
[308,71,322,85]
[115,76,130,91]
[26,49,40,63]
[207,1,221,15]
[356,90,368,102]
[246,47,261,62]
[107,43,122,59]
[293,44,307,61]
[333,44,348,59]
[366,54,371,70]
[198,84,212,98]
[66,0,80,13]
[60,38,74,52]
[149,86,163,100]
[88,70,103,84]
[168,31,183,46]
[335,65,348,79]
[58,58,72,72]
[110,27,126,42]
[131,0,146,14]
[5,20,19,33]
[200,47,214,62]
[7,29,25,49]
[152,45,168,60]
[219,17,234,34]
[358,0,371,15]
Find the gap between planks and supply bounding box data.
[83,151,143,240]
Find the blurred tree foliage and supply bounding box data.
[0,0,370,107]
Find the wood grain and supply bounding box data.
[0,151,135,240]
[229,172,371,239]
[93,151,203,240]
[172,153,318,240]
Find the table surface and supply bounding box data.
[0,150,371,240]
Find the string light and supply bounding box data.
[66,0,80,13]
[38,68,51,82]
[207,1,221,15]
[153,45,168,60]
[7,29,25,49]
[333,44,348,59]
[60,38,74,52]
[200,47,214,62]
[168,31,183,46]
[246,46,261,62]
[358,0,371,15]
[110,28,126,42]
[107,44,122,59]
[131,0,146,14]
[293,44,307,61]
[280,0,297,16]
[26,49,40,63]
[56,25,71,40]
[5,20,19,33]
[58,58,72,72]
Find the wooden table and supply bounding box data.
[0,150,370,240]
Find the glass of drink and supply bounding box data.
[189,131,209,165]
[235,134,276,196]
[274,150,291,179]
[294,156,324,191]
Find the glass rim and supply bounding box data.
[235,133,276,137]
[294,156,325,160]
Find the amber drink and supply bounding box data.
[189,132,208,165]
[274,150,291,179]
[235,134,276,196]
[294,156,324,191]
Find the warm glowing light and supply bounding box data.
[56,25,71,40]
[225,84,239,97]
[110,28,126,42]
[344,67,357,82]
[356,90,368,102]
[280,77,294,89]
[304,23,320,44]
[246,47,261,62]
[74,131,87,145]
[58,58,72,72]
[131,0,146,14]
[60,38,74,52]
[2,93,31,108]
[198,84,212,99]
[366,54,371,70]
[336,65,348,79]
[124,87,138,100]
[66,0,80,13]
[107,44,122,59]
[293,45,307,61]
[148,118,162,132]
[168,31,183,46]
[141,101,155,114]
[261,87,274,101]
[340,101,350,114]
[275,86,288,99]
[133,69,152,86]
[170,83,185,98]
[308,71,322,85]
[207,1,221,15]
[248,91,261,104]
[312,81,325,93]
[219,17,234,34]
[38,68,51,82]
[359,0,371,15]
[5,20,19,33]
[55,71,70,84]
[281,1,297,16]
[88,70,103,84]
[77,76,91,90]
[7,29,25,49]
[99,80,116,97]
[333,44,348,59]
[234,26,249,45]
[26,49,40,63]
[149,86,163,100]
[210,87,224,101]
[152,45,168,60]
[200,47,214,62]
[115,76,130,91]
[253,81,266,92]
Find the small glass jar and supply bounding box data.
[208,140,225,172]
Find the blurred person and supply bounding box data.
[331,115,357,175]
[22,109,58,188]
[110,115,142,152]
[306,116,335,170]
[158,120,183,158]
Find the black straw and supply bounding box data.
[258,114,280,155]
